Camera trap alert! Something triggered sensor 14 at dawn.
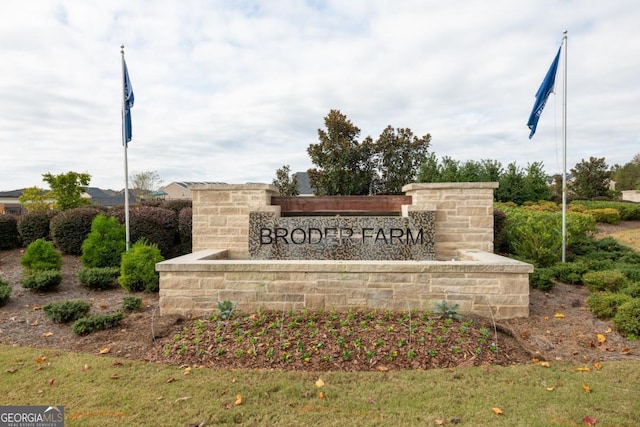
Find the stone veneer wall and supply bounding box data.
[159,182,532,319]
[157,249,531,319]
[190,182,498,260]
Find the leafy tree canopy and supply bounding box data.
[18,186,54,212]
[272,165,299,196]
[570,156,612,199]
[42,171,92,211]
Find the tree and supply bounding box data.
[18,186,54,212]
[417,156,503,183]
[495,163,526,204]
[307,110,375,195]
[42,171,92,211]
[272,165,299,196]
[130,170,163,201]
[523,161,551,202]
[372,126,431,194]
[570,157,612,199]
[612,153,640,191]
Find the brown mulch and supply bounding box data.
[1,223,640,370]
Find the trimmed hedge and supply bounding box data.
[177,206,192,256]
[51,207,101,255]
[613,298,640,339]
[18,210,59,246]
[113,206,178,258]
[572,200,640,221]
[0,213,20,249]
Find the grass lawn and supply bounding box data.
[1,344,639,426]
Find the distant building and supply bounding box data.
[160,182,223,200]
[0,187,136,214]
[0,189,26,215]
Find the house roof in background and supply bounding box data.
[294,172,313,195]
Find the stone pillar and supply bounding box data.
[402,182,498,260]
[190,184,278,259]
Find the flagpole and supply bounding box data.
[121,45,131,251]
[561,30,568,262]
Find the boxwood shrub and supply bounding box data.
[17,210,59,246]
[587,292,633,318]
[0,213,21,249]
[78,266,120,290]
[20,270,62,291]
[71,312,124,335]
[20,238,62,274]
[582,269,628,293]
[613,298,640,339]
[80,214,126,268]
[43,299,91,323]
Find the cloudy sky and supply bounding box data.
[1,0,639,192]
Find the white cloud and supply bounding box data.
[1,0,639,191]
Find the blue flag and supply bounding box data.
[123,59,134,144]
[527,46,561,139]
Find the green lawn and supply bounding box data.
[1,345,639,426]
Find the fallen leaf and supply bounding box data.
[546,387,555,392]
[167,377,176,383]
[621,348,631,355]
[367,397,376,404]
[539,361,550,367]
[82,364,90,371]
[6,367,18,373]
[174,396,191,403]
[596,334,606,343]
[532,358,540,364]
[318,391,325,400]
[544,316,550,321]
[234,395,243,406]
[315,378,325,388]
[35,357,47,364]
[32,305,42,311]
[376,366,389,372]
[183,366,192,375]
[30,320,39,326]
[554,312,565,318]
[491,407,504,415]
[113,361,123,366]
[99,347,110,354]
[48,378,55,387]
[100,305,108,310]
[582,383,592,393]
[592,362,602,371]
[577,367,590,372]
[111,373,119,379]
[583,415,597,426]
[42,332,54,337]
[435,420,446,426]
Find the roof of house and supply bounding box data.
[0,189,25,198]
[167,181,224,189]
[294,172,313,195]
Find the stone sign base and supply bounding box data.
[157,249,532,320]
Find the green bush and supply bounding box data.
[0,278,12,306]
[50,207,100,255]
[20,270,62,291]
[583,269,628,293]
[529,267,555,290]
[81,214,126,268]
[119,240,164,292]
[0,213,21,249]
[71,312,124,335]
[493,209,507,254]
[43,299,91,323]
[20,239,62,274]
[122,296,143,312]
[572,200,640,221]
[621,283,640,298]
[585,208,620,224]
[78,266,120,290]
[114,206,178,258]
[552,261,589,285]
[177,206,192,256]
[587,292,633,318]
[617,266,640,282]
[613,298,640,339]
[17,210,58,246]
[502,208,595,267]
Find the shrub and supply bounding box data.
[617,266,640,282]
[160,199,192,214]
[122,296,143,312]
[0,213,21,249]
[81,214,126,268]
[572,200,640,221]
[113,206,178,258]
[587,292,633,318]
[621,282,640,298]
[20,270,62,291]
[119,240,164,292]
[50,207,101,255]
[530,267,555,291]
[583,269,628,293]
[0,278,12,306]
[20,238,62,274]
[177,206,192,256]
[78,266,120,290]
[613,298,640,339]
[43,299,91,323]
[71,312,124,335]
[552,261,589,285]
[493,209,507,254]
[18,210,58,246]
[585,208,620,224]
